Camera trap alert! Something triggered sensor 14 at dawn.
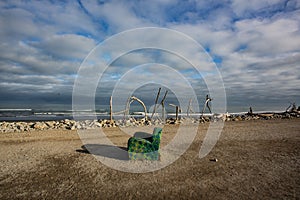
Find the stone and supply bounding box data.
[236,116,243,121]
[94,122,102,127]
[45,121,56,128]
[204,116,210,121]
[144,120,151,126]
[15,123,24,131]
[33,122,48,130]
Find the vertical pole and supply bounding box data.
[161,102,165,122]
[110,96,113,123]
[151,87,161,119]
[160,91,168,122]
[175,106,179,121]
[201,99,208,117]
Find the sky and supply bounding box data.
[0,0,300,112]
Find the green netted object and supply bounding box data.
[127,127,162,160]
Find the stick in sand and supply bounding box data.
[160,90,168,121]
[169,103,181,121]
[110,96,113,124]
[151,87,161,120]
[201,94,212,116]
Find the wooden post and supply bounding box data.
[175,106,179,121]
[160,90,168,122]
[110,96,113,123]
[151,87,161,119]
[161,102,165,121]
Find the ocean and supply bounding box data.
[0,108,109,122]
[0,107,286,122]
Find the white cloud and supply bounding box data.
[0,0,299,110]
[80,0,155,32]
[231,0,283,17]
[33,34,96,60]
[0,41,80,75]
[235,17,300,56]
[0,8,40,41]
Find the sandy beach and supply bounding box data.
[0,118,299,199]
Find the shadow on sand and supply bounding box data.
[76,132,154,161]
[76,144,129,160]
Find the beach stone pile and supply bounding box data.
[198,111,300,123]
[0,119,111,133]
[0,118,163,133]
[0,112,299,133]
[117,118,163,127]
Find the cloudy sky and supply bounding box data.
[0,0,300,112]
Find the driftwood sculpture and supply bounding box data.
[151,88,161,119]
[286,102,297,113]
[151,88,168,122]
[109,96,113,123]
[201,94,212,116]
[124,96,148,120]
[160,90,168,121]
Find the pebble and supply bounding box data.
[209,158,218,162]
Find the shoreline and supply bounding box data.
[0,107,295,121]
[0,111,299,133]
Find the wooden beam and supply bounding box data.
[109,96,113,123]
[151,87,161,119]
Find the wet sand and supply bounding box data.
[0,118,299,199]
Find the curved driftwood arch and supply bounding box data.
[124,96,148,120]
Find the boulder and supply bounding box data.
[45,121,56,128]
[33,122,48,130]
[234,116,243,121]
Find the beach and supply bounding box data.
[0,118,299,199]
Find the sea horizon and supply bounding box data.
[0,105,288,122]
